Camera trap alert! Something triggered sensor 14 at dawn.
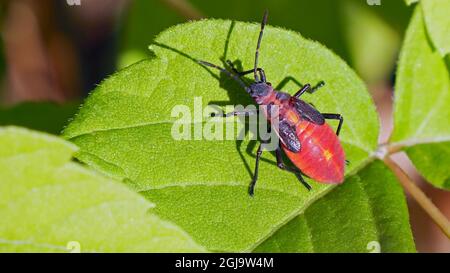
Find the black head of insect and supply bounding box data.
[248,82,273,102]
[198,10,273,103]
[249,81,271,96]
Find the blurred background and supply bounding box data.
[0,0,448,252]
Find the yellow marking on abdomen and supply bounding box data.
[323,149,333,161]
[286,110,299,124]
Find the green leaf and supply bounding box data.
[0,126,203,252]
[0,102,79,135]
[190,0,351,59]
[421,0,450,56]
[406,143,450,189]
[392,6,449,142]
[64,20,379,251]
[392,6,450,189]
[254,161,416,253]
[120,0,411,82]
[119,0,350,68]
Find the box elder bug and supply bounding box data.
[199,10,346,196]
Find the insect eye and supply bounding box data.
[267,82,272,86]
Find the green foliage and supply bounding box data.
[118,0,184,68]
[406,143,450,189]
[0,102,79,135]
[392,6,450,189]
[0,126,203,252]
[3,1,437,252]
[60,20,417,253]
[119,0,411,83]
[341,1,401,83]
[421,0,450,56]
[255,161,415,253]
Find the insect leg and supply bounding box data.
[249,143,264,196]
[198,60,251,93]
[293,81,326,98]
[275,76,326,97]
[275,148,312,191]
[294,84,311,98]
[226,61,266,83]
[322,113,344,136]
[310,81,325,93]
[214,109,258,117]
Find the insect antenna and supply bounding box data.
[254,10,268,82]
[198,60,251,93]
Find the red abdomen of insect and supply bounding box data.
[283,120,345,184]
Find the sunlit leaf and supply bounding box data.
[0,127,203,252]
[392,6,450,190]
[64,19,380,251]
[421,0,450,56]
[254,161,415,253]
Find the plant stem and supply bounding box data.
[383,156,450,239]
